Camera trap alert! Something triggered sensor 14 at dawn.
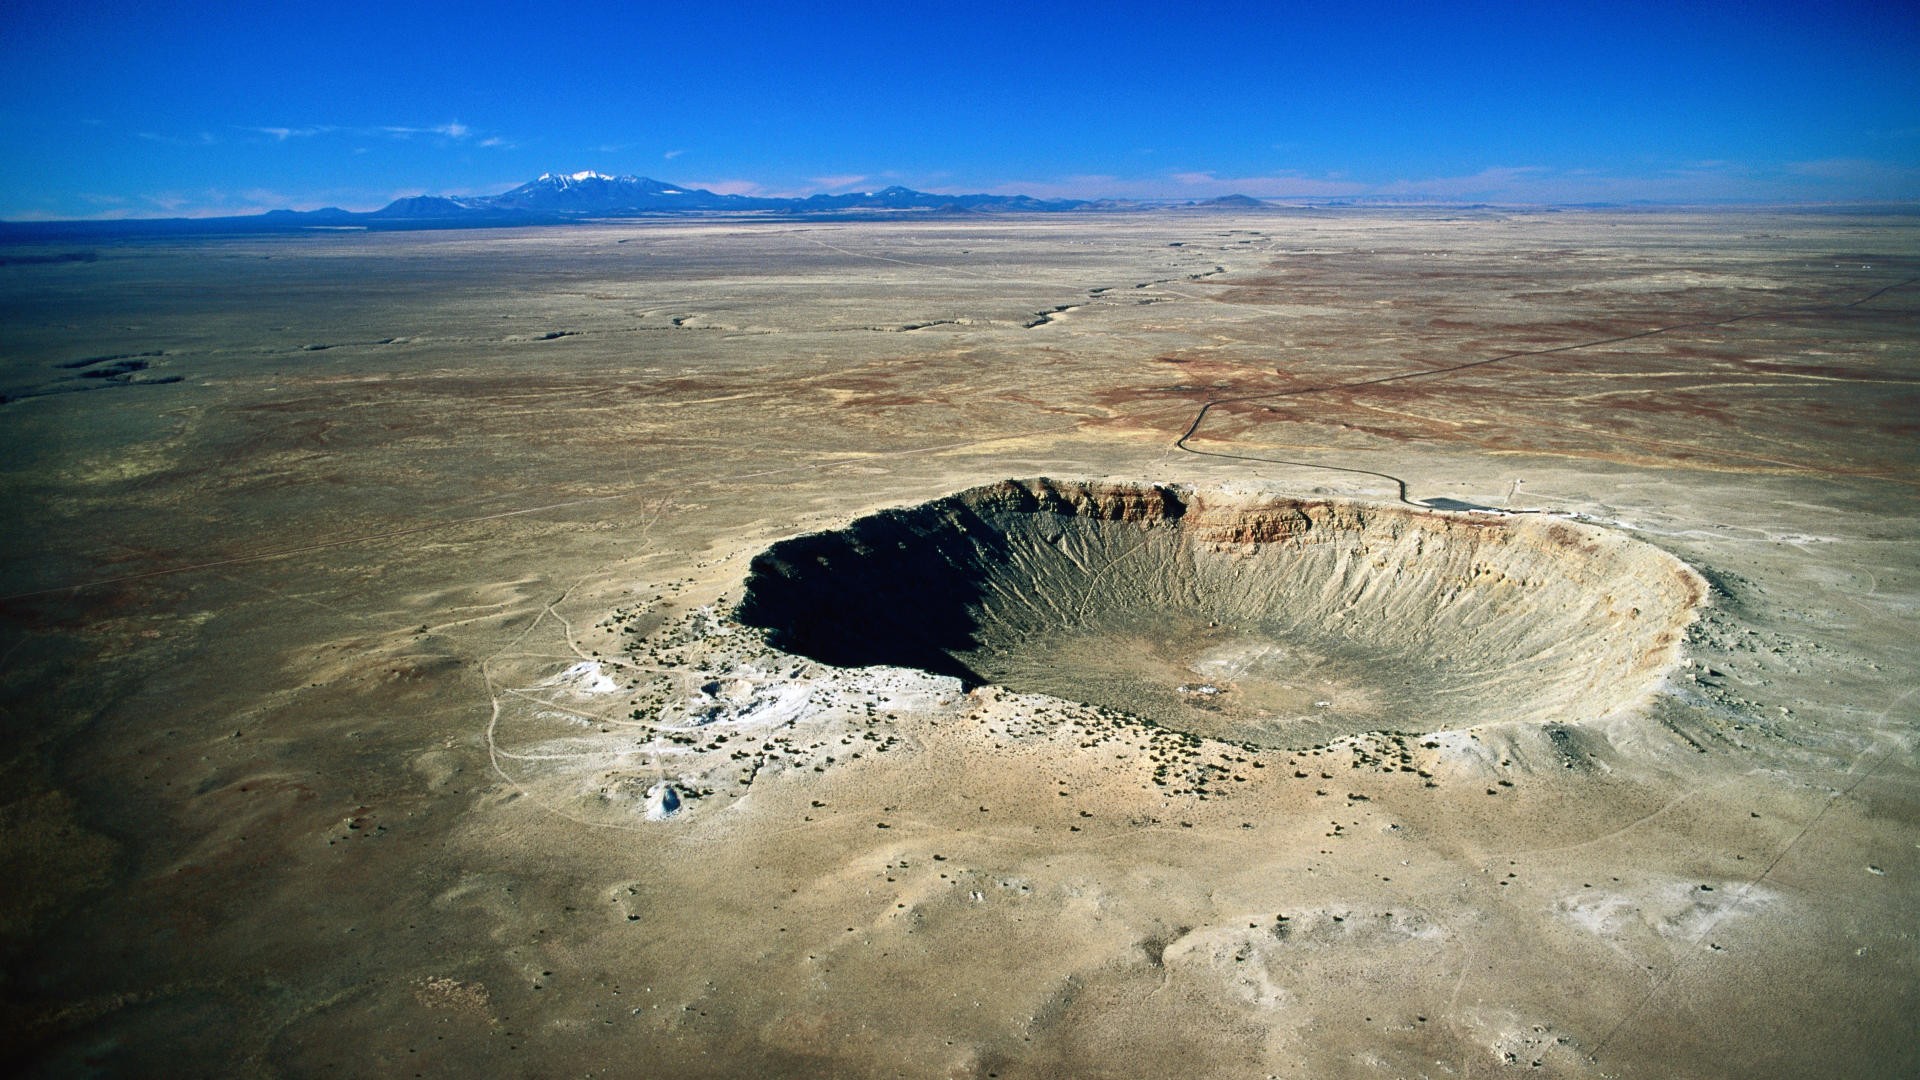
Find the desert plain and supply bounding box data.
[0,207,1916,1077]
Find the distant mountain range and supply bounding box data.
[3,172,1168,237]
[16,178,1889,238]
[334,170,1103,222]
[0,173,1318,238]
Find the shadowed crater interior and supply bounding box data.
[735,479,1706,747]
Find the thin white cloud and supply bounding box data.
[981,174,1123,200]
[1371,166,1554,199]
[45,180,487,220]
[1788,157,1914,180]
[1079,171,1362,199]
[1147,163,1895,203]
[692,179,766,196]
[985,163,1885,203]
[166,120,516,149]
[663,148,685,160]
[809,173,869,190]
[1782,158,1920,199]
[243,125,331,141]
[1169,169,1358,189]
[380,121,472,140]
[1354,161,1920,203]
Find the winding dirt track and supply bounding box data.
[6,277,1911,603]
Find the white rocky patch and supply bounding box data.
[545,660,622,695]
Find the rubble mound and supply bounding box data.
[736,479,1705,746]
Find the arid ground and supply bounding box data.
[2,209,1916,1078]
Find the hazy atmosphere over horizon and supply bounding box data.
[3,0,1918,219]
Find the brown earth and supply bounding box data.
[1,210,1915,1078]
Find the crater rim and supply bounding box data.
[733,477,1707,749]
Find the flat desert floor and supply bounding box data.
[1,209,1916,1078]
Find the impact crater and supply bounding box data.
[736,479,1705,747]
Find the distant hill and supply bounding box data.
[1191,194,1270,209]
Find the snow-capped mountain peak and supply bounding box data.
[533,170,621,185]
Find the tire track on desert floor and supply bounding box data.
[1173,275,1920,500]
[1583,683,1918,1065]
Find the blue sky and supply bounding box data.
[2,0,1917,218]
